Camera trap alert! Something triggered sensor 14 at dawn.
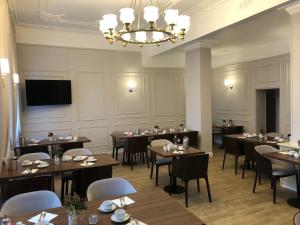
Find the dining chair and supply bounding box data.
[220,126,243,148]
[150,139,173,186]
[170,154,212,207]
[0,191,61,217]
[265,132,283,138]
[123,136,149,170]
[61,148,93,202]
[294,211,300,225]
[112,136,126,160]
[222,135,244,174]
[17,152,50,162]
[253,145,299,204]
[242,142,257,179]
[86,177,137,201]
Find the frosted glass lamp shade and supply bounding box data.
[13,73,19,83]
[177,15,190,31]
[99,19,109,33]
[164,9,178,25]
[144,6,159,23]
[120,8,135,24]
[0,58,10,75]
[152,31,164,41]
[122,33,131,41]
[135,31,147,42]
[103,14,118,29]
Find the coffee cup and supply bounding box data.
[294,153,300,159]
[114,209,125,221]
[102,200,113,210]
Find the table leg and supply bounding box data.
[286,166,300,208]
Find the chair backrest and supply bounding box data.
[266,132,283,138]
[0,191,61,217]
[243,142,257,162]
[254,145,273,177]
[294,212,300,225]
[86,178,137,201]
[151,139,173,147]
[63,148,93,157]
[18,152,50,162]
[125,136,148,154]
[224,136,244,156]
[172,153,208,181]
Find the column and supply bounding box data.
[286,3,300,142]
[184,43,213,154]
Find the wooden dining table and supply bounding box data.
[9,188,206,225]
[148,146,204,194]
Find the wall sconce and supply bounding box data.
[127,80,137,93]
[224,78,234,90]
[0,58,10,88]
[13,73,19,84]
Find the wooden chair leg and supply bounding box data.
[222,152,226,169]
[112,147,115,157]
[253,170,258,193]
[296,173,300,199]
[130,153,133,171]
[235,156,238,175]
[185,181,189,208]
[197,179,200,193]
[259,172,262,185]
[273,177,277,204]
[150,160,154,179]
[145,152,150,168]
[242,157,247,179]
[116,148,119,160]
[155,165,159,186]
[122,150,126,166]
[205,177,212,202]
[61,180,65,203]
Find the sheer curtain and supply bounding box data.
[0,0,21,165]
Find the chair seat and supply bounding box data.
[156,158,172,165]
[272,164,296,176]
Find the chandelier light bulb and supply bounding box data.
[164,9,178,25]
[144,6,159,23]
[177,15,190,31]
[135,31,147,42]
[103,14,118,30]
[153,31,164,41]
[120,8,135,24]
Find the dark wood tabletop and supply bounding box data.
[15,136,91,149]
[265,152,300,165]
[225,134,279,147]
[111,130,198,139]
[0,154,119,181]
[10,188,205,225]
[148,146,203,158]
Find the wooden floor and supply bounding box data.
[110,146,298,225]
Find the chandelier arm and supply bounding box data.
[155,0,162,10]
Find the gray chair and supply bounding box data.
[18,152,50,162]
[0,191,61,217]
[294,212,300,225]
[61,148,93,202]
[87,178,137,201]
[150,139,173,186]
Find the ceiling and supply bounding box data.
[10,0,224,32]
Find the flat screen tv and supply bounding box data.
[25,80,72,106]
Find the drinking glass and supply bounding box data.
[88,214,98,224]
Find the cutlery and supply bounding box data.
[41,212,46,221]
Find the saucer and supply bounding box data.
[98,204,117,213]
[22,161,33,166]
[111,213,130,223]
[37,163,49,168]
[87,158,97,162]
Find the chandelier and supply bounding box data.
[99,0,190,47]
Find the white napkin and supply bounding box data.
[279,151,290,155]
[80,162,95,167]
[28,212,58,224]
[112,196,135,207]
[73,156,87,161]
[127,220,147,225]
[22,169,38,174]
[173,150,184,154]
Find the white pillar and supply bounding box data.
[286,3,300,142]
[184,43,213,154]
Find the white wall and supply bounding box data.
[212,54,290,135]
[17,44,185,153]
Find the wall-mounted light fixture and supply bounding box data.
[127,80,137,93]
[0,58,10,88]
[13,73,19,84]
[224,78,234,90]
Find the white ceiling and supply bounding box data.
[10,0,224,32]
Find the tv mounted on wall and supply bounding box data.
[25,80,72,106]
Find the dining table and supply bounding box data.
[148,146,204,194]
[8,188,206,225]
[0,154,119,201]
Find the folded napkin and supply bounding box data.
[279,151,290,155]
[173,150,184,154]
[80,162,95,167]
[127,220,147,225]
[22,169,38,174]
[28,212,58,224]
[112,196,135,207]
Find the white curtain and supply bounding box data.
[0,0,21,164]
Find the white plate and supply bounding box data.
[98,204,117,213]
[87,158,97,162]
[21,161,33,166]
[73,156,87,162]
[37,163,49,168]
[111,213,130,223]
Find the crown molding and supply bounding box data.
[285,1,300,15]
[182,39,219,52]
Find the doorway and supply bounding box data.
[256,88,279,133]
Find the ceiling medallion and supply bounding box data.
[99,0,190,47]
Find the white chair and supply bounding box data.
[61,148,93,202]
[150,139,173,186]
[0,191,61,217]
[87,178,137,201]
[17,152,50,163]
[294,212,300,225]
